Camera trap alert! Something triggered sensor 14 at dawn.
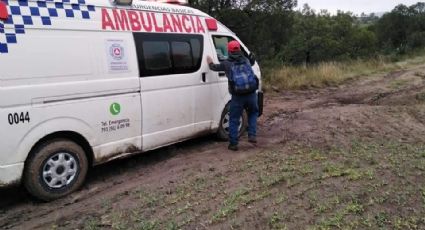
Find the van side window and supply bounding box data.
[134,33,204,77]
[212,36,248,61]
[143,41,171,71]
[190,38,202,64]
[172,41,192,71]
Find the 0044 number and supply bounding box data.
[8,112,30,125]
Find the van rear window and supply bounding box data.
[134,33,204,77]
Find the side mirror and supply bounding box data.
[248,53,256,66]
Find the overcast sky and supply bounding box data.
[297,0,422,15]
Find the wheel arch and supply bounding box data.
[25,131,94,167]
[14,117,95,168]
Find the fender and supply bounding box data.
[14,117,94,165]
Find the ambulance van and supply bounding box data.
[0,0,263,200]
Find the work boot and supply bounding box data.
[228,144,238,151]
[248,137,257,144]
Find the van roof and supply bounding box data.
[80,0,210,17]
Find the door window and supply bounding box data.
[212,35,249,61]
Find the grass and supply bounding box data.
[78,141,425,229]
[211,188,250,223]
[269,212,288,229]
[83,217,100,230]
[263,51,425,91]
[389,79,410,89]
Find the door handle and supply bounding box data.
[218,72,226,77]
[202,72,206,82]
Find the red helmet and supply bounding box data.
[227,40,241,53]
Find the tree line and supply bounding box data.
[189,1,425,65]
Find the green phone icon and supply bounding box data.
[110,103,121,115]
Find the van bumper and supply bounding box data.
[0,163,23,187]
[258,91,264,117]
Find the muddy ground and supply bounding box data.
[1,65,425,230]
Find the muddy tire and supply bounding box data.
[217,103,248,140]
[23,139,88,201]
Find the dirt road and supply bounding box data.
[1,65,425,229]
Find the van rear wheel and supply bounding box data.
[217,103,248,140]
[24,139,88,201]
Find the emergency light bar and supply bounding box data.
[115,0,133,5]
[205,18,218,31]
[0,1,8,21]
[147,0,188,5]
[115,0,188,5]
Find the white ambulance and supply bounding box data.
[0,0,263,200]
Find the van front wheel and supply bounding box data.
[24,139,88,201]
[217,103,248,140]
